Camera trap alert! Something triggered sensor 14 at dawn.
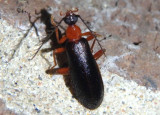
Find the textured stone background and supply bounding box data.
[0,0,160,114]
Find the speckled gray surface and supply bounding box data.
[1,18,160,114]
[1,0,160,114]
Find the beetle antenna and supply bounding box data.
[30,43,44,60]
[55,18,64,28]
[77,15,106,57]
[30,16,64,60]
[29,30,54,60]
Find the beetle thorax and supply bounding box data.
[66,25,82,41]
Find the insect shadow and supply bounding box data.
[28,8,76,98]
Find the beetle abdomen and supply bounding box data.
[66,38,104,109]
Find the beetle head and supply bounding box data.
[63,8,79,25]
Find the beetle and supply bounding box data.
[45,8,104,109]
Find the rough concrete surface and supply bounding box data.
[0,0,160,114]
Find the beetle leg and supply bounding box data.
[93,50,105,60]
[51,16,67,44]
[46,67,69,75]
[83,32,106,57]
[81,32,92,36]
[41,47,53,53]
[49,47,66,69]
[58,35,67,44]
[51,16,60,43]
[90,39,96,52]
[81,32,101,52]
[86,35,95,41]
[84,34,96,52]
[81,32,101,40]
[81,31,106,57]
[50,15,57,26]
[81,31,100,36]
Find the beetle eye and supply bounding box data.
[72,15,78,22]
[64,15,78,25]
[65,17,71,24]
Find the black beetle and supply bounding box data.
[46,8,104,109]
